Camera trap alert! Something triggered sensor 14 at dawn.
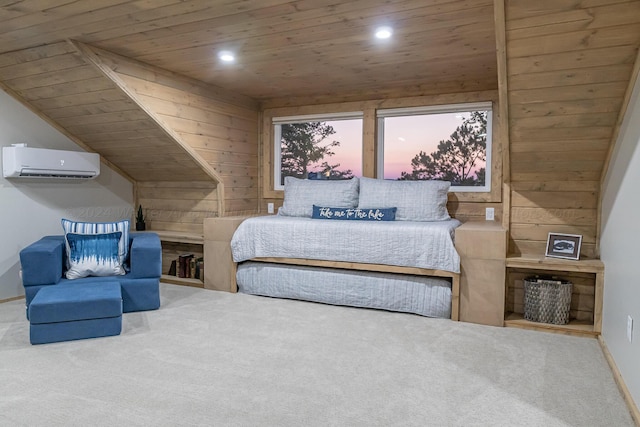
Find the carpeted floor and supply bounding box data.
[0,283,634,426]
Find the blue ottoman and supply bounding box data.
[28,282,123,345]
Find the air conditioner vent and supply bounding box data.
[2,146,100,179]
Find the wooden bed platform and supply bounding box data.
[203,216,461,321]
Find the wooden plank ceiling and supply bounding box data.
[1,0,640,249]
[0,0,498,223]
[0,0,498,102]
[0,41,216,182]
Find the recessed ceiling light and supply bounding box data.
[375,26,393,40]
[218,50,235,62]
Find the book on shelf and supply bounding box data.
[189,257,196,279]
[178,253,194,278]
[194,257,204,280]
[167,260,177,276]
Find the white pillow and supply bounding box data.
[357,177,450,221]
[278,176,359,217]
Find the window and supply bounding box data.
[377,102,492,192]
[273,112,363,190]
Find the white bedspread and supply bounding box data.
[231,215,461,273]
[237,262,452,318]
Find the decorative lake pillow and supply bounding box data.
[278,176,359,217]
[65,231,126,279]
[61,218,130,265]
[312,205,396,221]
[357,177,450,221]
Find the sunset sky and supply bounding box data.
[302,112,483,180]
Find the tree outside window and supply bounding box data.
[399,111,487,186]
[272,104,491,193]
[379,103,492,192]
[275,118,362,187]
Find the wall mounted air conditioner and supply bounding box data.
[2,145,100,179]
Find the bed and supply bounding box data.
[236,262,454,318]
[225,177,462,319]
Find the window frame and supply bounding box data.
[272,111,364,191]
[376,101,493,192]
[262,94,501,205]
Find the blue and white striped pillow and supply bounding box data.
[61,218,130,265]
[65,232,125,279]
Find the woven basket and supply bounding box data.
[523,278,572,325]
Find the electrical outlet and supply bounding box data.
[485,207,495,221]
[628,316,633,343]
[267,203,274,214]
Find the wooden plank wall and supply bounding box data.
[95,50,261,220]
[104,58,258,216]
[0,42,261,233]
[137,181,218,234]
[0,42,213,184]
[260,90,503,222]
[505,0,640,258]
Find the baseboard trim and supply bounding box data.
[0,295,25,304]
[598,336,640,426]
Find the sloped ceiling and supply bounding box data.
[1,1,640,243]
[0,0,498,204]
[0,41,215,182]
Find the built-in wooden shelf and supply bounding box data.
[455,221,507,327]
[160,274,204,288]
[505,254,604,337]
[504,312,598,338]
[506,254,604,273]
[148,231,205,288]
[153,230,204,245]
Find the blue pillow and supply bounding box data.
[65,232,126,279]
[312,205,396,221]
[61,218,130,265]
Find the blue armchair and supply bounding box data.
[20,232,162,316]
